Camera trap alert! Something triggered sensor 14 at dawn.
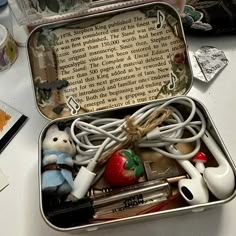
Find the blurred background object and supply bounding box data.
[183,0,236,34]
[8,0,90,27]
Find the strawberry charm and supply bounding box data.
[103,149,144,186]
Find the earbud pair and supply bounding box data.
[167,131,235,205]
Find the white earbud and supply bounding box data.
[167,145,209,205]
[201,130,235,200]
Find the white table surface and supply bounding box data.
[0,34,236,236]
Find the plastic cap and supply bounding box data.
[71,166,96,199]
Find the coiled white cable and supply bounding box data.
[70,96,206,168]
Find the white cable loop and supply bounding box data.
[70,97,206,168]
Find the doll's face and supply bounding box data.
[43,125,76,156]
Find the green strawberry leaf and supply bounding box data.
[121,150,135,169]
[134,163,144,178]
[122,150,144,178]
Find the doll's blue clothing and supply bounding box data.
[42,150,74,191]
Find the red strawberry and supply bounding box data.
[103,149,144,187]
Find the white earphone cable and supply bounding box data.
[70,96,206,169]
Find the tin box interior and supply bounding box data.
[26,1,236,233]
[38,97,236,233]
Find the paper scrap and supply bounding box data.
[190,46,228,82]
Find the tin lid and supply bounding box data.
[27,1,192,120]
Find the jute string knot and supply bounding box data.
[98,108,172,165]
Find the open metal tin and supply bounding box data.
[26,0,236,233]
